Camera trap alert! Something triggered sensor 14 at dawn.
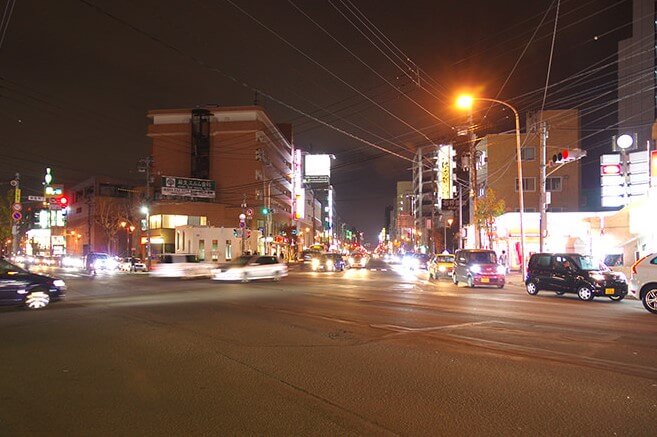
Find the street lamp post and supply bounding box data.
[456,95,526,279]
[140,206,151,270]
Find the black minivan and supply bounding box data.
[525,253,628,301]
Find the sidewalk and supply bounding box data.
[505,272,525,287]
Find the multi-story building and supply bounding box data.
[65,177,137,256]
[393,181,413,244]
[476,109,581,213]
[146,105,294,257]
[618,0,656,150]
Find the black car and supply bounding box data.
[311,253,346,272]
[0,258,66,310]
[299,249,322,270]
[525,253,628,301]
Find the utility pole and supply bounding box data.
[138,157,153,270]
[539,121,548,252]
[11,173,20,255]
[241,194,247,255]
[458,183,463,250]
[467,111,480,248]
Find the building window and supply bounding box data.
[225,240,232,261]
[211,240,218,261]
[521,147,536,161]
[182,232,185,251]
[546,176,562,192]
[515,177,536,192]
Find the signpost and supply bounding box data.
[28,195,45,202]
[12,211,22,221]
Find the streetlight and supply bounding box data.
[456,94,526,280]
[140,206,151,270]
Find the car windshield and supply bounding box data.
[469,252,497,264]
[233,256,253,266]
[572,255,609,271]
[0,259,28,275]
[435,255,454,263]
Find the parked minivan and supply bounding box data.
[525,253,628,301]
[452,249,505,288]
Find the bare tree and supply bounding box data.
[94,197,131,255]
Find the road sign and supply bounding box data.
[12,211,22,221]
[12,203,22,211]
[239,221,245,228]
[10,179,17,187]
[14,188,21,203]
[441,199,459,210]
[28,195,45,202]
[246,208,254,217]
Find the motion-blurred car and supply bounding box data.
[348,252,369,268]
[299,249,322,270]
[453,249,505,288]
[119,257,148,272]
[84,253,118,274]
[0,258,66,310]
[150,254,211,278]
[402,253,429,270]
[311,253,346,272]
[428,254,455,279]
[629,253,657,313]
[525,253,627,301]
[212,255,288,282]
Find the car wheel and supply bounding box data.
[609,295,624,302]
[642,287,657,314]
[577,285,594,301]
[25,288,50,310]
[467,276,475,288]
[241,272,250,283]
[556,291,565,296]
[429,272,434,280]
[498,284,504,289]
[273,271,281,282]
[526,281,539,295]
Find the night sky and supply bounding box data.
[0,0,632,243]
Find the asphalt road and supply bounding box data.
[1,260,656,436]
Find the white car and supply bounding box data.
[119,257,148,272]
[629,253,657,314]
[150,254,212,278]
[212,255,288,282]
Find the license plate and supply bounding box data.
[605,288,615,295]
[481,277,490,283]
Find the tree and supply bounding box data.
[0,189,13,254]
[475,188,506,249]
[93,197,131,255]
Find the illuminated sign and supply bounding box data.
[304,154,331,185]
[437,145,455,200]
[161,176,215,199]
[651,150,657,186]
[600,163,621,176]
[293,149,305,219]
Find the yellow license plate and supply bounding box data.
[481,278,490,283]
[605,288,615,295]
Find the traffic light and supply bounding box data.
[552,148,586,165]
[233,229,238,237]
[262,207,269,215]
[58,196,68,207]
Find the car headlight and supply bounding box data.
[438,265,446,272]
[94,260,103,269]
[349,257,355,264]
[590,273,606,282]
[496,265,506,274]
[470,264,481,274]
[53,279,66,288]
[311,258,320,268]
[107,260,118,269]
[326,259,334,267]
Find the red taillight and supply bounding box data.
[631,256,649,275]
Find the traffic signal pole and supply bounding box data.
[11,173,20,255]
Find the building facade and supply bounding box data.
[477,109,582,214]
[146,105,294,258]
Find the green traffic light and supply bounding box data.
[262,207,269,215]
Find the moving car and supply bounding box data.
[428,254,455,279]
[311,253,346,272]
[348,252,369,268]
[212,255,288,282]
[452,249,505,288]
[85,252,118,274]
[150,254,212,278]
[525,253,628,301]
[629,253,657,313]
[299,249,321,270]
[119,257,148,272]
[0,258,66,310]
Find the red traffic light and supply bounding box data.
[561,149,569,160]
[59,196,68,206]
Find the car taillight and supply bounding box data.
[631,255,649,275]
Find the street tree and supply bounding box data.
[475,188,506,249]
[93,197,132,255]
